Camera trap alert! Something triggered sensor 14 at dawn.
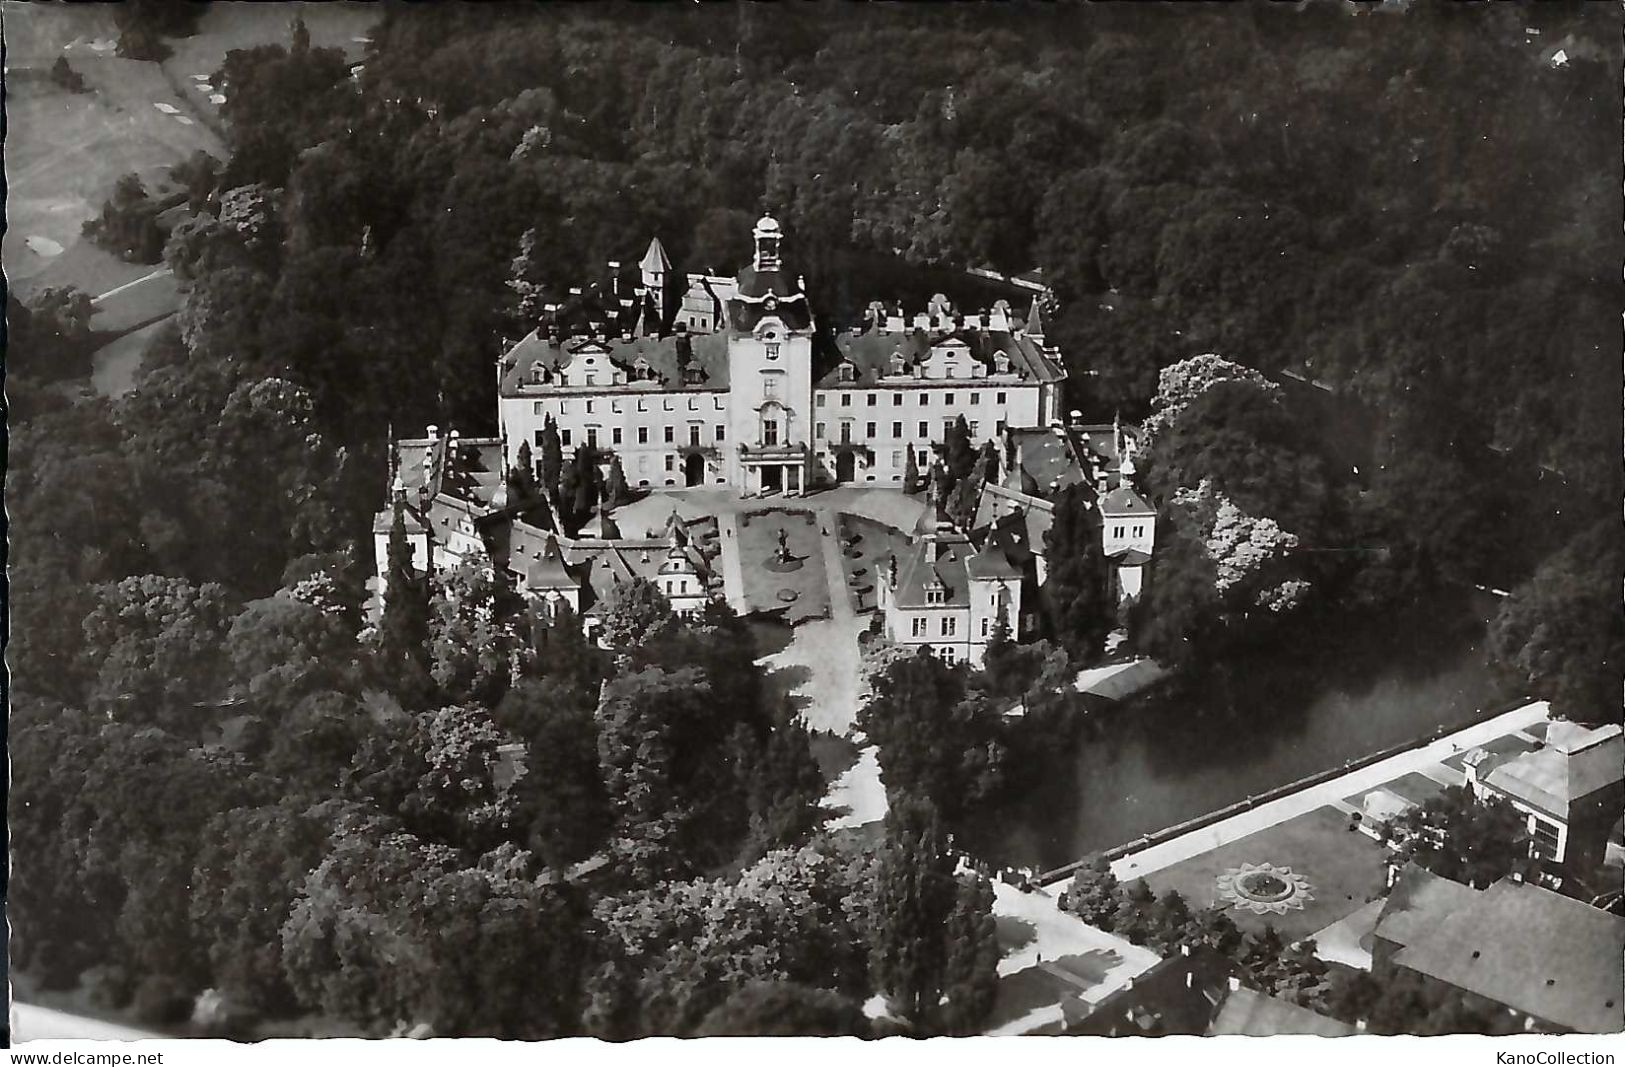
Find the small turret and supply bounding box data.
[753,215,783,272]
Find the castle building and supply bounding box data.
[378,215,1155,658]
[876,511,1023,668]
[496,216,1066,497]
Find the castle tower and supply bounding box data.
[725,215,815,495]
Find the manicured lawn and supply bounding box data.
[4,20,222,288]
[736,507,830,624]
[1141,805,1389,941]
[1381,771,1449,807]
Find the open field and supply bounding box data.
[3,1,378,294]
[3,1,221,288]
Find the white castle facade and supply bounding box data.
[497,216,1067,496]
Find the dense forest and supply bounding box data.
[7,0,1621,1037]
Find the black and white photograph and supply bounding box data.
[4,0,1622,1054]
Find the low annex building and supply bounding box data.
[1373,864,1625,1034]
[1464,720,1625,872]
[496,216,1066,496]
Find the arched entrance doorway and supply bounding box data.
[835,451,856,483]
[684,452,705,487]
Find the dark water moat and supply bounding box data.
[961,593,1511,871]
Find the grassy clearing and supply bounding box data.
[4,2,379,294]
[736,508,830,624]
[1142,805,1390,942]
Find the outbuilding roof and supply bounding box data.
[1207,988,1357,1038]
[1391,878,1625,1034]
[1373,863,1484,954]
[1481,722,1624,820]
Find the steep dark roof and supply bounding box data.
[525,535,577,591]
[1005,427,1087,497]
[1066,947,1238,1037]
[501,330,731,394]
[735,265,805,300]
[822,327,1063,389]
[727,280,814,332]
[1207,988,1358,1037]
[891,537,978,609]
[965,539,1022,580]
[1100,485,1155,517]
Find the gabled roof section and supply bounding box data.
[1482,723,1624,820]
[891,537,975,609]
[1100,485,1156,517]
[525,535,577,591]
[1005,427,1087,497]
[501,329,731,394]
[965,538,1022,580]
[822,328,1063,389]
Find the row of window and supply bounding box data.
[814,419,1004,442]
[1110,524,1149,540]
[908,616,1006,639]
[532,396,726,416]
[910,617,959,638]
[532,388,1018,416]
[817,390,1008,409]
[538,424,725,449]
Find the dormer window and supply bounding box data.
[530,361,547,384]
[993,351,1011,374]
[925,580,948,605]
[839,363,855,383]
[889,351,907,375]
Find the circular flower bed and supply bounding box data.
[1214,862,1315,916]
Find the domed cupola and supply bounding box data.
[753,215,783,272]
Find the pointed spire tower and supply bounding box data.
[639,237,672,334]
[1024,295,1046,342]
